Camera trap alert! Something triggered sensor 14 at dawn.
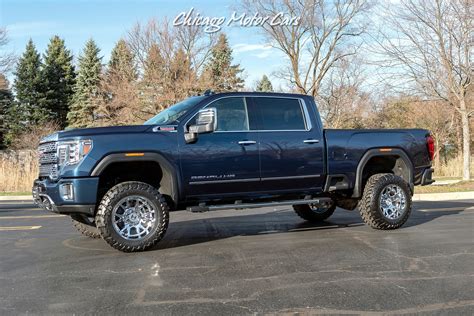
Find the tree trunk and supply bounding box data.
[456,115,462,154]
[460,98,471,180]
[434,135,441,169]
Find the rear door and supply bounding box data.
[250,96,325,193]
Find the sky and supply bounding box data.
[0,0,287,89]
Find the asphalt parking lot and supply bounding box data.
[0,199,473,315]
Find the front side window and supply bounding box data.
[209,97,249,131]
[253,97,306,130]
[144,96,207,125]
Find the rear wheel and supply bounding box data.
[95,181,169,252]
[358,173,412,229]
[70,214,101,239]
[293,202,336,222]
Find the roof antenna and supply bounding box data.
[203,89,215,96]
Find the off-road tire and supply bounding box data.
[293,203,336,222]
[358,173,412,230]
[95,181,169,252]
[70,214,101,239]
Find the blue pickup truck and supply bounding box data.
[33,92,435,252]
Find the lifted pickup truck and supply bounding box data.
[33,92,435,252]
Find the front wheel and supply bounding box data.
[293,202,336,222]
[358,173,412,230]
[95,181,169,252]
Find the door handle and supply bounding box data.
[303,139,320,144]
[238,140,257,145]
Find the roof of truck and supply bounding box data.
[200,91,313,99]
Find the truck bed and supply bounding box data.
[324,128,432,188]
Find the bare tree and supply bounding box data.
[318,57,371,128]
[0,28,15,73]
[126,18,215,74]
[375,97,456,168]
[176,23,217,73]
[241,0,370,97]
[375,0,473,180]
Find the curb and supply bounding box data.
[0,195,33,201]
[413,191,474,201]
[0,192,473,202]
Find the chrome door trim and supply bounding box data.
[303,139,320,144]
[183,95,313,133]
[189,174,321,185]
[189,178,261,185]
[261,174,321,181]
[238,140,257,145]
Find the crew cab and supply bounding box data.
[32,92,435,252]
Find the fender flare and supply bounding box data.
[352,148,414,198]
[90,152,181,204]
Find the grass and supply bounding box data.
[415,181,474,194]
[0,151,38,193]
[0,191,31,196]
[433,176,462,181]
[434,155,474,178]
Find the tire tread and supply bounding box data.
[71,218,101,239]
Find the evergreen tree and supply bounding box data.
[108,39,137,81]
[256,74,273,92]
[12,39,45,124]
[0,74,13,147]
[67,39,102,128]
[143,43,165,85]
[204,33,244,92]
[168,48,198,101]
[141,45,198,116]
[140,43,165,116]
[96,39,138,125]
[41,36,75,126]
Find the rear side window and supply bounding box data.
[253,97,306,130]
[210,97,249,131]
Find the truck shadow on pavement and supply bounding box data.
[153,200,472,251]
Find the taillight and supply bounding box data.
[426,135,435,161]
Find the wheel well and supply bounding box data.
[97,161,163,204]
[360,155,410,193]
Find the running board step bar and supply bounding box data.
[187,197,333,213]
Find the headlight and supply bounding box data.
[57,140,92,166]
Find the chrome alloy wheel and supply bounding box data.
[112,195,156,240]
[379,184,407,220]
[309,203,332,214]
[309,204,329,214]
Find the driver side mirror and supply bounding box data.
[185,108,217,144]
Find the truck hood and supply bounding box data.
[57,125,152,139]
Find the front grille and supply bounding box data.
[39,151,57,164]
[39,164,58,178]
[38,141,58,178]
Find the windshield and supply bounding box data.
[143,96,207,125]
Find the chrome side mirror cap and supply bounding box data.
[185,108,217,144]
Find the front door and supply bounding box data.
[250,96,325,193]
[179,96,260,198]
